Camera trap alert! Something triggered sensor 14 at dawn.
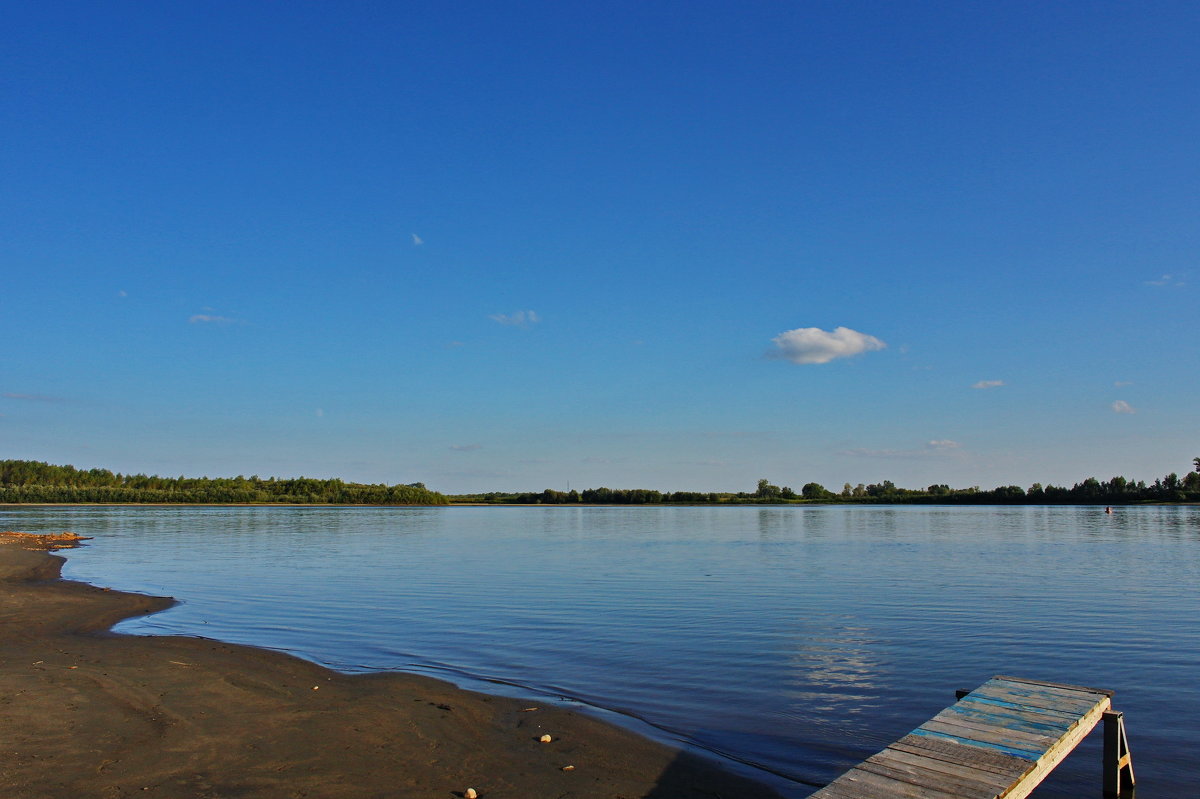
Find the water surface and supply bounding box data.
[4,504,1196,797]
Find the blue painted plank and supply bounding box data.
[973,682,1104,715]
[910,728,1043,760]
[960,693,1082,722]
[984,677,1107,704]
[943,703,1074,735]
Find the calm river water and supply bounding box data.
[4,504,1196,797]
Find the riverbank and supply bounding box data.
[0,533,782,799]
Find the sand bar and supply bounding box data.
[0,532,784,798]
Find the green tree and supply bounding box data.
[755,479,782,499]
[802,482,831,499]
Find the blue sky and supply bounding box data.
[3,1,1197,493]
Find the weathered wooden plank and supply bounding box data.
[958,694,1084,723]
[860,749,1006,798]
[977,680,1107,709]
[969,683,1104,715]
[951,699,1078,733]
[939,702,1074,736]
[874,745,1016,790]
[811,766,968,799]
[996,694,1110,799]
[921,715,1058,752]
[810,774,917,799]
[889,733,1033,776]
[923,712,1056,745]
[969,686,1099,715]
[983,677,1109,706]
[924,711,1059,749]
[994,675,1112,697]
[913,727,1047,761]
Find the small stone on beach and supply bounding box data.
[465,788,478,799]
[539,734,552,743]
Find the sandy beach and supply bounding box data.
[0,533,783,799]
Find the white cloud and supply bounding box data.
[490,310,540,328]
[1112,400,1136,414]
[189,314,237,324]
[118,290,128,297]
[1114,380,1133,387]
[971,380,1005,389]
[412,233,423,246]
[842,440,964,458]
[450,443,482,451]
[842,448,915,459]
[768,326,886,365]
[315,408,325,418]
[1145,274,1184,287]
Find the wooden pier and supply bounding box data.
[809,675,1134,798]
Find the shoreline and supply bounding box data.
[4,500,1195,508]
[0,533,785,799]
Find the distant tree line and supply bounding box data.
[6,457,1198,507]
[0,460,448,505]
[459,488,723,505]
[453,458,1200,505]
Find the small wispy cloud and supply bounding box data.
[490,310,540,328]
[768,326,886,365]
[315,408,325,418]
[118,290,128,298]
[412,233,424,246]
[971,380,1005,389]
[1114,380,1133,387]
[189,314,238,325]
[1144,274,1185,287]
[844,443,916,458]
[842,440,963,459]
[1112,400,1136,414]
[3,392,63,402]
[450,443,482,451]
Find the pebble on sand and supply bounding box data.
[539,734,552,743]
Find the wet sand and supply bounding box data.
[0,533,784,799]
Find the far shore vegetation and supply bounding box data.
[0,460,448,505]
[3,458,1199,507]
